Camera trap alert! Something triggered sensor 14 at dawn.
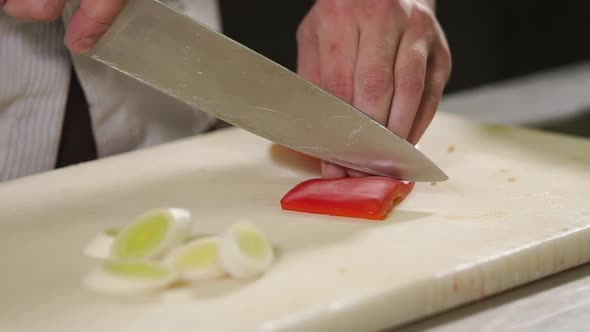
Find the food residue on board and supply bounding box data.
[447,145,456,153]
[431,182,438,186]
[280,176,415,220]
[82,209,274,297]
[508,177,517,183]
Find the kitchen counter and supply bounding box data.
[440,60,590,138]
[394,262,590,332]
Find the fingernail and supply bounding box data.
[346,169,368,178]
[75,37,97,52]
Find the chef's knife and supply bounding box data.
[63,0,448,182]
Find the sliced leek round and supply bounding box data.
[83,260,178,295]
[219,221,274,279]
[83,228,119,259]
[109,208,192,260]
[163,236,225,281]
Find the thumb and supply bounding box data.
[65,0,126,54]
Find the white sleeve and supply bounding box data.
[0,17,71,182]
[164,0,222,32]
[62,0,219,159]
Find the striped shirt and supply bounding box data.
[0,0,221,182]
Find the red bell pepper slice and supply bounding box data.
[280,176,415,220]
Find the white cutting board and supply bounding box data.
[1,112,589,332]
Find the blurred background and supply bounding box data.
[218,0,590,138]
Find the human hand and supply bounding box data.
[1,0,126,54]
[296,0,451,178]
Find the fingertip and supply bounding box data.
[346,169,370,178]
[322,162,348,179]
[387,111,413,140]
[407,134,421,146]
[65,34,95,54]
[407,107,436,145]
[64,10,93,54]
[407,122,426,145]
[320,161,327,175]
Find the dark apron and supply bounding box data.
[54,67,97,168]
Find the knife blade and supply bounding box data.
[63,0,448,182]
